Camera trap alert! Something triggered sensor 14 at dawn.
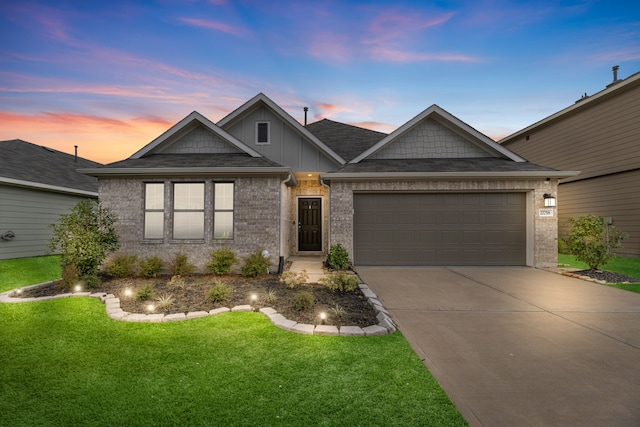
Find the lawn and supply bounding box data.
[0,257,467,426]
[558,253,640,293]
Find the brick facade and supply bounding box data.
[100,176,283,273]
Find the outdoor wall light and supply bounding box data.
[543,194,557,207]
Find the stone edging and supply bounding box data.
[545,267,610,284]
[0,282,396,337]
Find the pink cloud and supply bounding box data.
[313,102,355,119]
[349,121,397,134]
[0,111,173,163]
[368,47,481,63]
[179,17,252,38]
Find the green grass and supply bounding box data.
[0,255,61,292]
[0,258,466,426]
[558,253,640,292]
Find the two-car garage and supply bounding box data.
[353,192,526,266]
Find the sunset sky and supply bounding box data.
[1,0,639,164]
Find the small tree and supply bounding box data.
[49,200,120,278]
[563,215,627,270]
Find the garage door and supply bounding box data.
[354,193,526,266]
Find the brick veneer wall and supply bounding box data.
[99,176,283,273]
[328,179,560,268]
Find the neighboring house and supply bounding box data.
[0,139,101,260]
[80,93,576,270]
[500,69,640,258]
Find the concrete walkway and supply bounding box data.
[356,266,640,427]
[287,256,326,283]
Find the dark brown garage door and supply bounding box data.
[354,193,526,266]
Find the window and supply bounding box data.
[144,183,164,239]
[214,183,234,239]
[173,183,204,239]
[256,121,270,144]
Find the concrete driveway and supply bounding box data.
[356,267,640,427]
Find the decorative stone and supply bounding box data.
[144,314,165,323]
[292,323,315,335]
[259,307,277,315]
[231,305,252,312]
[123,313,146,322]
[314,325,339,336]
[363,325,388,336]
[209,307,230,315]
[186,311,209,319]
[164,313,187,322]
[340,326,365,336]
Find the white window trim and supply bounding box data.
[256,121,270,145]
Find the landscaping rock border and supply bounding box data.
[0,282,395,337]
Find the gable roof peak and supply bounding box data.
[130,110,262,159]
[350,104,525,163]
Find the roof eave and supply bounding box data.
[79,166,295,179]
[0,177,98,197]
[499,71,640,145]
[320,170,580,181]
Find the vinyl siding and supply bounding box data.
[503,84,640,182]
[558,170,640,258]
[0,185,95,259]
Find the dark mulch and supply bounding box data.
[17,274,378,327]
[573,270,640,284]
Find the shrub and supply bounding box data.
[330,303,345,319]
[81,274,101,289]
[241,250,270,277]
[326,243,350,270]
[206,248,237,275]
[291,291,314,311]
[156,293,174,309]
[61,263,80,290]
[138,256,164,278]
[167,275,188,289]
[49,200,119,278]
[207,283,230,302]
[135,284,155,301]
[105,254,138,278]
[264,288,277,304]
[280,270,308,288]
[563,215,627,270]
[320,272,360,293]
[170,252,196,276]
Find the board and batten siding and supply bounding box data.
[0,185,94,259]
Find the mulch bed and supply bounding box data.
[17,273,379,327]
[572,270,640,284]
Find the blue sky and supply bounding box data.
[1,0,639,163]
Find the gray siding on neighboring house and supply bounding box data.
[501,75,640,257]
[0,185,93,259]
[558,170,640,257]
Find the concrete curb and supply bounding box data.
[0,280,396,336]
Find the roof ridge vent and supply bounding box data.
[606,65,622,88]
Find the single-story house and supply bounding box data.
[500,68,640,257]
[80,93,577,270]
[0,139,101,260]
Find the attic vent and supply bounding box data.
[256,121,270,145]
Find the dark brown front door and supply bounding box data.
[298,198,322,251]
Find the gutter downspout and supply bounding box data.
[319,175,331,252]
[278,172,295,273]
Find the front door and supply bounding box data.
[298,198,322,251]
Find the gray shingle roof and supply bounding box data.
[332,158,558,173]
[0,139,101,193]
[305,119,386,162]
[100,153,285,169]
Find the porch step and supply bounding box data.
[287,256,326,284]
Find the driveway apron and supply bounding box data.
[356,267,640,427]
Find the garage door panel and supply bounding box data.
[354,193,526,266]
